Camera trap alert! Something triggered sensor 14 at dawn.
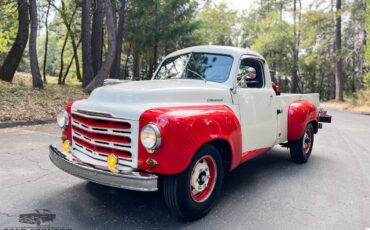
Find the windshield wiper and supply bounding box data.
[187,68,207,82]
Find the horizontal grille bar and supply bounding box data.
[72,121,131,137]
[72,113,131,130]
[74,136,131,159]
[73,125,131,145]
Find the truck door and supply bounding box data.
[236,57,278,152]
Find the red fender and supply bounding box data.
[288,100,318,142]
[63,100,77,141]
[138,105,242,174]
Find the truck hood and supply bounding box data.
[72,79,232,120]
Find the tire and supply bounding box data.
[290,123,314,164]
[162,144,224,221]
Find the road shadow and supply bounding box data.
[41,147,324,229]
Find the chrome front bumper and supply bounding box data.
[49,145,158,192]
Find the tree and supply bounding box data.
[0,0,29,82]
[82,0,94,88]
[335,0,344,101]
[42,0,51,83]
[84,0,117,92]
[110,0,126,79]
[291,0,301,93]
[196,3,237,46]
[51,1,82,83]
[91,0,104,75]
[29,0,43,88]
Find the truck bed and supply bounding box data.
[276,93,320,143]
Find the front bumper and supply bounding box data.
[49,145,158,191]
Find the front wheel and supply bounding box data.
[290,123,314,164]
[162,144,224,221]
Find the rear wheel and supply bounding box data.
[162,144,224,221]
[290,123,314,164]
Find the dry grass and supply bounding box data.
[321,90,370,114]
[0,73,86,122]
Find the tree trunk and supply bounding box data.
[290,0,299,93]
[58,30,70,84]
[329,0,336,100]
[82,0,94,88]
[335,0,344,101]
[0,0,29,82]
[70,34,82,82]
[133,49,140,81]
[62,39,81,84]
[123,42,132,80]
[84,0,117,93]
[110,0,126,79]
[29,0,43,89]
[91,0,104,76]
[42,0,51,83]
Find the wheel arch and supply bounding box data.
[288,100,319,142]
[202,139,233,172]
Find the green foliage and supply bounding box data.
[195,3,238,45]
[365,0,370,82]
[365,73,370,88]
[0,0,18,60]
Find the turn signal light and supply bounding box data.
[146,158,158,168]
[107,154,118,173]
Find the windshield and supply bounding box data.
[154,53,233,83]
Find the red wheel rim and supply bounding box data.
[303,129,312,154]
[189,155,217,203]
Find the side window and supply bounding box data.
[238,58,264,88]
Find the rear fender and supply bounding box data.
[138,105,242,174]
[288,100,318,142]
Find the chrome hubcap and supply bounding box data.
[191,159,211,193]
[303,130,311,154]
[190,155,217,203]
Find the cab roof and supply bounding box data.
[166,45,265,60]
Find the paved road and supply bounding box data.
[0,109,369,230]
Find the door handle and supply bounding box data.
[277,109,283,114]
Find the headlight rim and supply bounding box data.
[140,123,161,151]
[57,110,69,128]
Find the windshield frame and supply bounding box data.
[153,52,234,83]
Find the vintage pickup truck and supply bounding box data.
[49,46,331,220]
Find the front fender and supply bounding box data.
[138,105,242,174]
[288,100,318,142]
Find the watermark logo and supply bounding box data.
[2,209,71,230]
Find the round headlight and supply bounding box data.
[140,124,161,151]
[57,110,69,128]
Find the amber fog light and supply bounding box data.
[107,154,118,173]
[63,140,70,153]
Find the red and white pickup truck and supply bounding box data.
[50,46,331,220]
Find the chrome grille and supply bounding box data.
[70,110,138,169]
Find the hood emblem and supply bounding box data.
[207,98,223,102]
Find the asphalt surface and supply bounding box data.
[0,109,369,230]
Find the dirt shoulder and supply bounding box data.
[321,101,370,115]
[0,73,86,122]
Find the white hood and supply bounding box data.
[72,79,233,120]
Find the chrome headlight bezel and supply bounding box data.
[57,110,69,128]
[140,123,161,151]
